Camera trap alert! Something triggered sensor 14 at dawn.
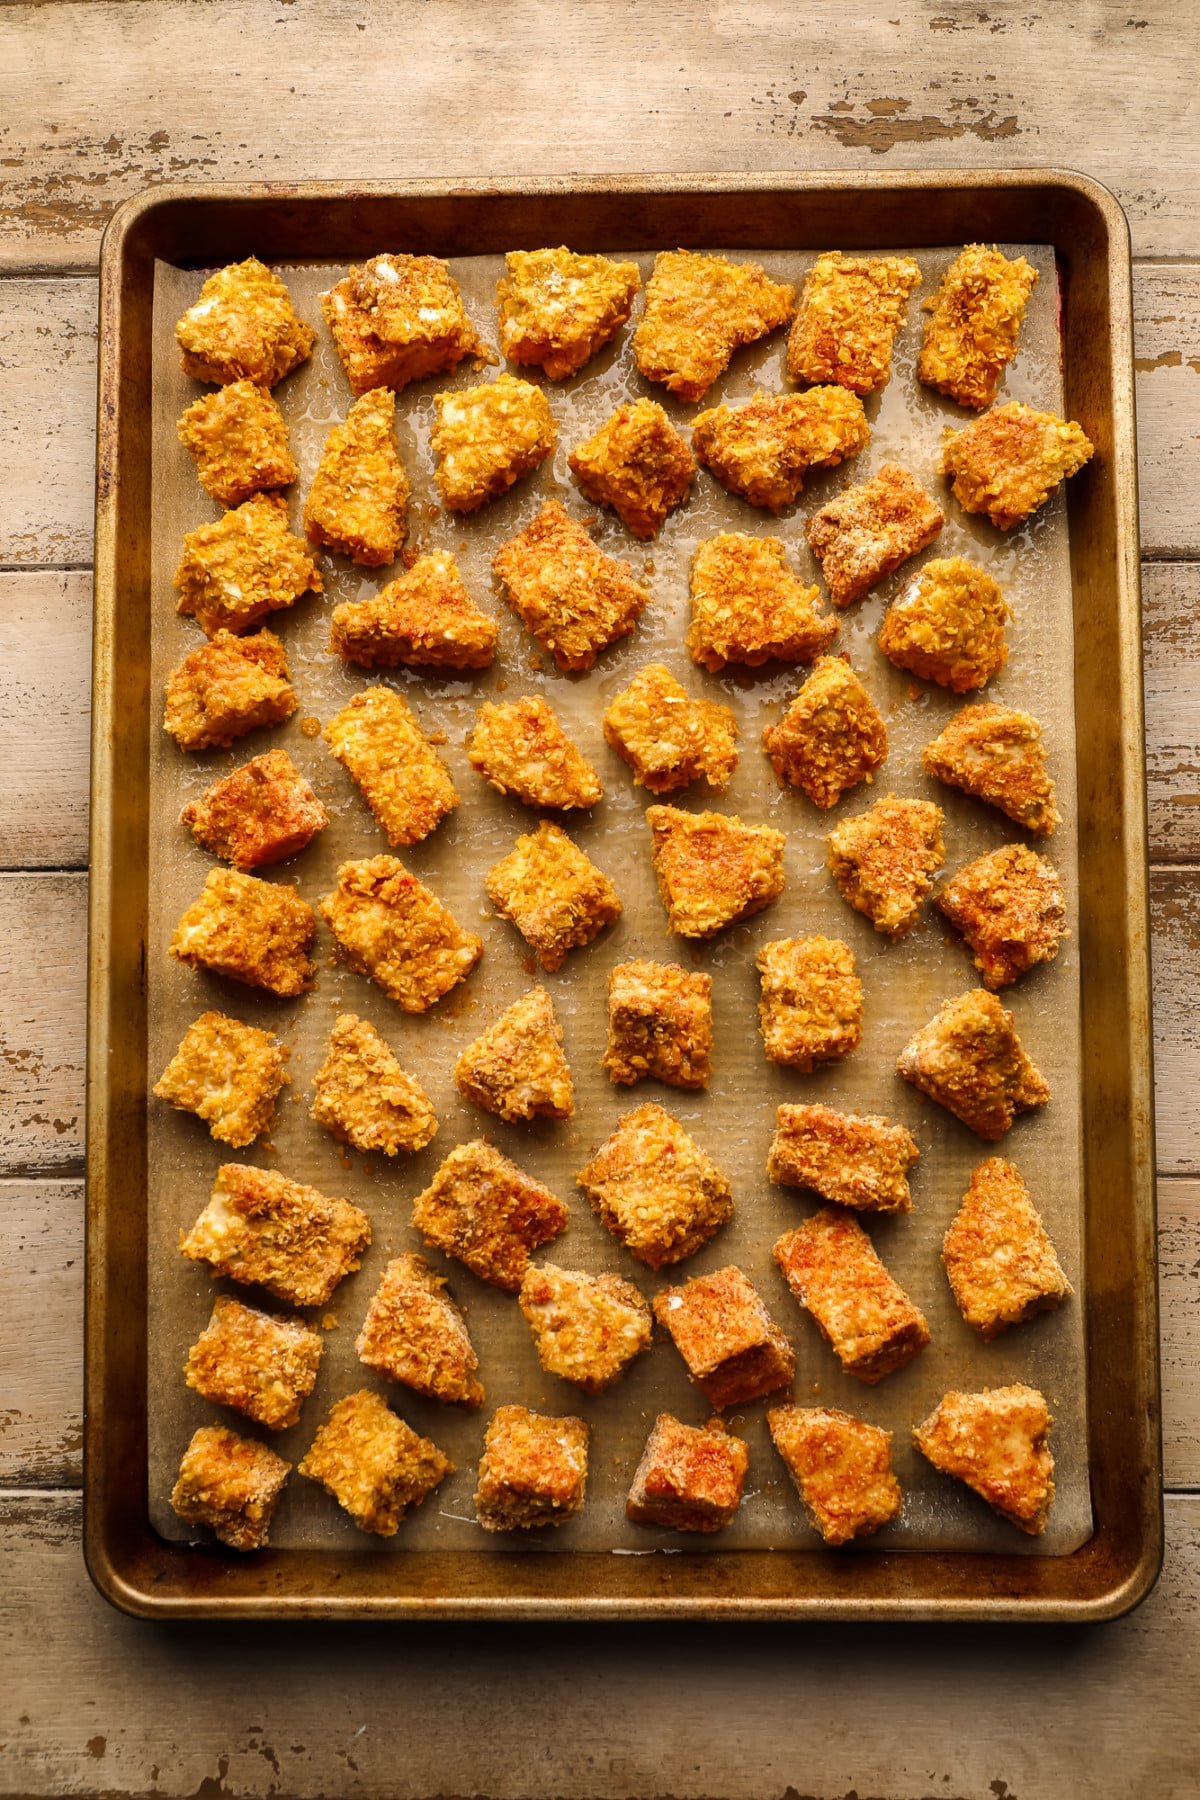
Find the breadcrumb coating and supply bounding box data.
[655,1264,796,1409]
[937,842,1067,989]
[475,1405,589,1532]
[468,696,602,809]
[184,1296,323,1431]
[169,867,316,997]
[938,401,1093,529]
[602,959,713,1091]
[687,532,837,671]
[310,1012,438,1154]
[768,1102,919,1215]
[356,1252,484,1406]
[432,373,555,512]
[154,1010,288,1148]
[497,246,641,379]
[774,1206,931,1383]
[454,985,574,1122]
[806,463,945,608]
[518,1263,652,1392]
[918,245,1039,411]
[163,629,297,752]
[943,1157,1072,1339]
[633,249,794,403]
[826,793,945,939]
[298,1389,452,1536]
[577,1101,733,1269]
[913,1384,1055,1535]
[878,556,1010,693]
[603,663,738,795]
[492,500,649,671]
[324,685,459,848]
[568,398,695,538]
[175,258,314,387]
[626,1412,748,1533]
[170,1425,291,1552]
[763,656,887,809]
[178,380,298,508]
[787,253,922,395]
[692,386,870,511]
[179,749,328,870]
[318,854,482,1012]
[485,820,622,972]
[921,702,1059,835]
[174,493,323,638]
[756,935,863,1073]
[647,803,785,938]
[768,1405,902,1545]
[329,549,497,671]
[896,988,1050,1140]
[322,253,486,396]
[303,388,409,565]
[180,1162,370,1307]
[411,1139,569,1291]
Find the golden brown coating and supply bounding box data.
[654,1264,796,1409]
[626,1412,748,1533]
[878,556,1010,693]
[324,685,458,849]
[310,1012,438,1154]
[454,985,574,1123]
[177,380,298,508]
[692,386,870,511]
[474,1404,589,1532]
[174,493,323,638]
[921,702,1059,836]
[169,867,316,997]
[485,820,621,972]
[497,246,641,379]
[768,1405,902,1545]
[602,663,738,795]
[355,1252,484,1406]
[786,252,922,395]
[917,245,1039,411]
[170,1425,291,1552]
[179,1162,371,1308]
[687,532,837,672]
[432,373,555,513]
[763,656,887,809]
[913,1384,1055,1535]
[806,463,946,609]
[518,1263,652,1393]
[938,401,1094,529]
[632,249,794,403]
[756,935,863,1073]
[411,1139,569,1292]
[179,749,329,870]
[942,1157,1072,1338]
[896,988,1050,1140]
[568,398,696,538]
[298,1389,452,1537]
[467,697,602,810]
[646,804,785,939]
[329,550,498,672]
[492,500,649,671]
[318,855,482,1012]
[602,959,713,1092]
[302,388,409,566]
[937,842,1067,989]
[767,1103,919,1215]
[773,1207,931,1384]
[577,1101,733,1269]
[163,629,298,753]
[826,793,945,939]
[322,253,486,396]
[175,258,314,388]
[184,1296,323,1431]
[153,1010,288,1149]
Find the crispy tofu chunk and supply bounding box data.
[496,246,641,378]
[774,1207,931,1383]
[163,628,298,752]
[918,245,1039,411]
[806,463,946,609]
[878,556,1010,693]
[913,1384,1054,1535]
[518,1263,652,1392]
[318,855,482,1012]
[170,1425,291,1552]
[654,1265,796,1408]
[768,1405,902,1545]
[475,1405,589,1532]
[184,1296,323,1431]
[692,386,870,511]
[646,803,785,939]
[602,663,738,795]
[467,696,602,809]
[937,842,1067,989]
[322,253,486,396]
[632,249,794,403]
[763,657,887,809]
[568,398,696,538]
[756,935,863,1072]
[577,1101,733,1269]
[179,1162,370,1307]
[492,500,649,671]
[786,252,922,395]
[175,493,323,638]
[175,258,314,388]
[298,1390,452,1537]
[938,401,1094,529]
[432,373,555,513]
[324,685,459,848]
[921,702,1059,835]
[485,820,621,971]
[826,793,945,939]
[896,988,1050,1140]
[177,380,298,508]
[454,985,574,1122]
[687,532,837,672]
[602,959,713,1091]
[169,867,316,997]
[153,1010,288,1148]
[768,1102,919,1215]
[310,1012,438,1154]
[303,388,409,565]
[943,1157,1072,1338]
[411,1139,568,1291]
[179,749,328,870]
[329,549,497,671]
[355,1252,484,1406]
[626,1412,748,1532]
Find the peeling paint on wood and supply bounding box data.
[0,572,92,869]
[0,280,96,565]
[1143,563,1200,862]
[1151,866,1200,1175]
[0,1180,83,1485]
[1135,265,1200,559]
[0,874,86,1178]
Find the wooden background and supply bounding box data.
[2,2,1199,1795]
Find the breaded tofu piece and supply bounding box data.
[496,246,641,379]
[577,1101,733,1269]
[687,532,837,672]
[654,1264,796,1408]
[184,1296,323,1431]
[468,696,602,809]
[169,867,316,997]
[692,386,870,512]
[492,500,650,671]
[768,1405,902,1545]
[768,1102,919,1215]
[163,628,298,752]
[303,388,409,566]
[602,959,713,1091]
[938,401,1094,529]
[175,257,314,387]
[475,1405,589,1532]
[896,988,1050,1140]
[454,985,574,1123]
[626,1413,748,1533]
[432,373,555,513]
[806,463,946,609]
[298,1390,452,1537]
[178,380,298,507]
[323,685,459,848]
[318,855,482,1012]
[153,1010,288,1148]
[175,493,323,638]
[921,702,1059,835]
[568,398,696,538]
[913,1384,1055,1535]
[179,749,328,870]
[602,663,738,795]
[763,657,887,809]
[329,549,497,672]
[411,1139,568,1291]
[646,804,785,939]
[878,556,1010,693]
[310,1012,438,1154]
[179,1162,371,1308]
[937,842,1067,989]
[773,1207,931,1383]
[787,252,923,395]
[826,793,945,939]
[355,1252,484,1406]
[943,1157,1072,1338]
[322,252,486,396]
[485,820,621,972]
[518,1263,652,1392]
[170,1425,291,1552]
[918,244,1039,411]
[633,249,795,403]
[756,935,863,1073]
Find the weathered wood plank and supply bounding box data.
[0,874,86,1178]
[1150,866,1200,1176]
[0,280,96,566]
[1161,1176,1200,1492]
[0,1181,83,1487]
[1144,563,1200,864]
[0,572,91,869]
[1135,264,1200,560]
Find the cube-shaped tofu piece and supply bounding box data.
[826,793,945,939]
[806,464,946,608]
[773,1207,931,1383]
[310,1012,438,1154]
[633,250,794,403]
[496,246,641,379]
[602,959,713,1091]
[432,374,556,513]
[454,985,574,1123]
[626,1412,748,1532]
[170,1425,291,1551]
[175,258,314,387]
[468,696,602,809]
[184,1296,323,1431]
[687,532,837,672]
[356,1252,484,1406]
[163,628,298,752]
[174,493,323,638]
[921,702,1060,836]
[322,253,486,396]
[756,935,863,1073]
[768,1103,919,1215]
[485,820,621,971]
[518,1263,652,1392]
[577,1102,733,1269]
[763,657,887,809]
[319,855,482,1012]
[179,1162,371,1307]
[603,663,738,795]
[768,1405,902,1545]
[896,988,1050,1140]
[878,556,1010,693]
[492,501,649,671]
[918,245,1039,411]
[913,1384,1054,1535]
[178,380,298,508]
[568,398,696,538]
[298,1390,452,1536]
[943,1157,1072,1338]
[647,804,785,939]
[179,749,328,870]
[937,843,1067,989]
[787,252,923,395]
[153,1010,288,1148]
[655,1264,796,1408]
[303,388,409,566]
[329,549,497,671]
[475,1405,589,1532]
[938,401,1094,529]
[324,686,459,848]
[169,867,316,997]
[411,1140,568,1291]
[692,386,870,511]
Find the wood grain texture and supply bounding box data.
[0,874,86,1178]
[0,572,91,868]
[1151,866,1200,1176]
[0,280,96,566]
[1161,1176,1200,1491]
[1135,264,1200,559]
[1144,563,1200,863]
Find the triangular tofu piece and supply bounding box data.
[468,697,602,809]
[355,1252,484,1406]
[303,387,409,566]
[914,1384,1055,1535]
[646,805,785,938]
[943,1157,1072,1338]
[921,702,1059,836]
[454,986,574,1123]
[826,793,945,939]
[896,989,1049,1141]
[329,549,498,671]
[310,1013,438,1154]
